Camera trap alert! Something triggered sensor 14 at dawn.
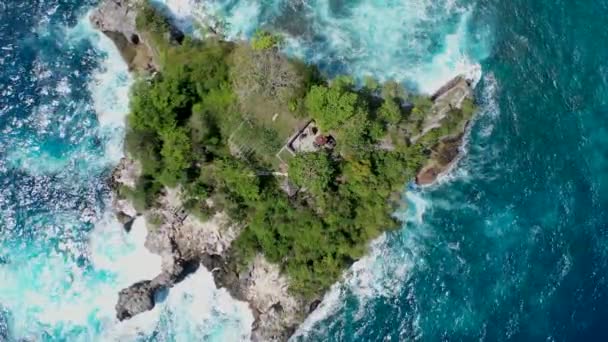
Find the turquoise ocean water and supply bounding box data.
[1,0,607,341]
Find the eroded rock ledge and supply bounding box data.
[90,0,156,71]
[415,76,475,185]
[110,159,311,341]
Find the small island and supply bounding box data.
[91,1,476,340]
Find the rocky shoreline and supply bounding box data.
[94,1,312,340]
[90,0,157,72]
[110,158,313,341]
[415,76,475,185]
[93,0,474,340]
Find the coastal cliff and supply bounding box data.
[415,76,475,185]
[90,0,156,71]
[94,2,310,340]
[92,0,475,340]
[110,158,311,340]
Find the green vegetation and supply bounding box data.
[251,30,283,50]
[135,2,171,34]
[124,3,476,299]
[305,83,359,131]
[288,152,335,196]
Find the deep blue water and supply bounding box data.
[2,0,608,341]
[295,1,608,340]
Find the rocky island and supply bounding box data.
[91,0,476,340]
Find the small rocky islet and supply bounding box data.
[92,0,477,340]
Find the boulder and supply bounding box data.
[116,280,158,321]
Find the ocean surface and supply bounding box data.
[1,0,607,341]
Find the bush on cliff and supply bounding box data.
[251,30,283,51]
[136,2,171,35]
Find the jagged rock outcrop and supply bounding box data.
[115,256,198,321]
[90,0,156,71]
[201,251,309,341]
[90,0,139,43]
[416,134,465,185]
[416,76,474,185]
[109,158,140,230]
[116,280,157,320]
[109,159,310,340]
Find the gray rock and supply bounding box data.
[116,280,158,321]
[90,0,157,71]
[90,0,139,44]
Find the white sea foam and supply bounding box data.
[0,212,157,340]
[66,14,133,130]
[60,13,134,165]
[478,73,500,137]
[1,197,253,341]
[152,0,206,36]
[1,8,254,340]
[5,12,134,178]
[154,0,485,93]
[91,216,254,342]
[90,216,162,282]
[105,269,254,342]
[407,10,483,93]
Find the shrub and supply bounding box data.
[251,30,282,51]
[136,2,171,35]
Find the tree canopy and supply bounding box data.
[305,81,363,131]
[288,152,334,195]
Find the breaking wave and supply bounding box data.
[0,6,253,341]
[156,0,488,93]
[293,191,432,340]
